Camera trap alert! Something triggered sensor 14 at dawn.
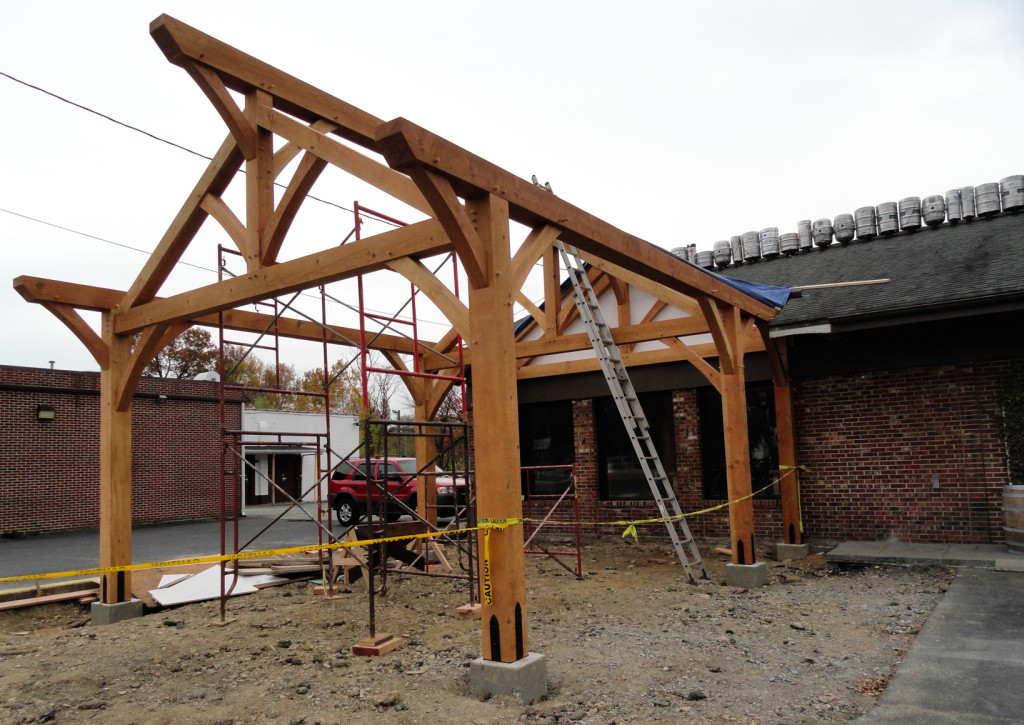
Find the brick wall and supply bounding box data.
[529,359,1010,546]
[0,365,242,536]
[793,361,1009,544]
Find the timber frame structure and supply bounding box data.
[12,15,798,664]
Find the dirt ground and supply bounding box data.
[0,537,951,724]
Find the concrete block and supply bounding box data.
[776,543,810,561]
[725,562,767,589]
[90,599,144,626]
[469,652,547,704]
[995,557,1024,573]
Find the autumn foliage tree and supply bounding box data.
[143,327,217,379]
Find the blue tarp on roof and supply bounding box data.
[699,265,792,309]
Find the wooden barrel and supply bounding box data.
[1004,486,1024,553]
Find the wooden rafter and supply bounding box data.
[118,134,243,311]
[13,15,787,622]
[262,150,327,266]
[15,276,452,368]
[114,219,449,335]
[387,256,470,338]
[406,167,488,288]
[257,107,431,215]
[151,15,383,149]
[187,62,259,160]
[40,302,108,369]
[376,117,779,320]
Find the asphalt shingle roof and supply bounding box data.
[719,211,1024,328]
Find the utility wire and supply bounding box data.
[0,206,452,331]
[0,207,218,275]
[0,70,399,225]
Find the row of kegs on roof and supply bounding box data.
[672,174,1024,269]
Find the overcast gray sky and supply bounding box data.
[2,0,1022,374]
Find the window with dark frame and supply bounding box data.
[595,391,676,500]
[518,400,575,496]
[697,384,779,500]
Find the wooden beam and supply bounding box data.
[116,324,185,411]
[698,297,734,376]
[661,337,721,393]
[720,306,755,565]
[262,150,328,266]
[114,218,450,335]
[580,253,701,317]
[257,107,431,216]
[510,224,561,293]
[200,194,247,254]
[186,62,259,160]
[40,302,108,369]
[119,134,243,310]
[98,312,133,603]
[542,245,561,335]
[375,117,778,320]
[387,256,470,338]
[16,276,123,311]
[406,167,488,288]
[16,277,449,362]
[772,340,801,545]
[465,193,529,663]
[554,268,611,335]
[516,316,710,359]
[271,119,337,177]
[245,89,275,272]
[515,292,544,325]
[609,276,631,328]
[150,14,384,150]
[515,334,765,380]
[623,299,668,353]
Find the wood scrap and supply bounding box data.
[0,589,101,612]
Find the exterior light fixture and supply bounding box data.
[157,394,169,402]
[36,404,56,421]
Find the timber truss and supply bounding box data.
[13,15,800,664]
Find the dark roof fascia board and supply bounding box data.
[771,292,1024,337]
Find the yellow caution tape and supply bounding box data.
[0,524,494,585]
[481,530,493,606]
[1,466,808,585]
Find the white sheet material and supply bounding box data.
[149,565,285,606]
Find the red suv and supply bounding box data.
[328,457,467,527]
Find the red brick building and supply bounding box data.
[515,208,1024,545]
[0,366,241,535]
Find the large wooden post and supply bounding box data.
[720,310,757,565]
[466,193,529,663]
[98,312,134,603]
[772,342,801,545]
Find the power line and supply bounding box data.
[0,206,453,331]
[0,70,399,225]
[0,207,218,275]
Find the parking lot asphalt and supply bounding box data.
[0,503,331,593]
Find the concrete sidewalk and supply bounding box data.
[828,540,1024,572]
[857,566,1024,724]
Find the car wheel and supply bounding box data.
[335,495,359,527]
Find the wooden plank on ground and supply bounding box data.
[0,589,100,611]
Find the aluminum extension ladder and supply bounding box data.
[557,241,707,582]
